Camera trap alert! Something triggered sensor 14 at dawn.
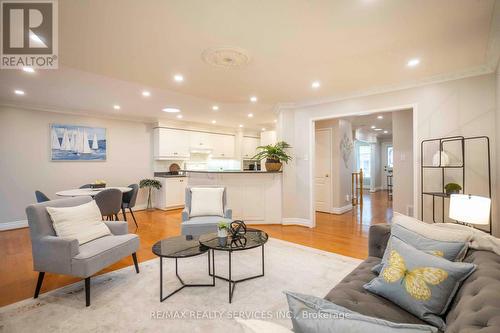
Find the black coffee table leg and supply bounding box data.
[210,244,265,303]
[159,251,215,302]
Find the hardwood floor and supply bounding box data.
[0,191,391,307]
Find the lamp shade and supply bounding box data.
[449,194,491,225]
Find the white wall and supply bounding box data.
[0,106,154,225]
[392,110,414,215]
[279,73,497,234]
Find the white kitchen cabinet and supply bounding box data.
[211,133,235,158]
[242,136,260,159]
[260,130,277,146]
[154,177,187,210]
[190,131,212,149]
[154,128,190,159]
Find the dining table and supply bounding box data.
[56,187,132,197]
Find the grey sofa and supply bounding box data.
[325,224,500,332]
[181,186,232,236]
[26,196,140,306]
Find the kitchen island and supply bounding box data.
[185,170,282,224]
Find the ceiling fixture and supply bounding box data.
[274,119,278,123]
[212,105,219,111]
[22,67,35,73]
[202,47,251,69]
[173,74,184,82]
[239,124,244,128]
[371,125,376,129]
[176,114,183,119]
[247,113,254,118]
[377,115,383,119]
[14,89,25,95]
[113,105,121,110]
[407,58,420,67]
[311,81,320,89]
[211,120,217,124]
[383,130,388,134]
[374,128,382,131]
[262,128,266,131]
[162,107,180,113]
[142,91,151,97]
[250,96,258,103]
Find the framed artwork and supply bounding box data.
[50,124,106,161]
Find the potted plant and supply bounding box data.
[444,183,462,195]
[252,141,292,172]
[217,222,229,246]
[139,179,162,211]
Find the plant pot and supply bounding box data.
[445,189,460,195]
[218,236,228,247]
[265,159,282,172]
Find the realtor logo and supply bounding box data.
[1,0,58,69]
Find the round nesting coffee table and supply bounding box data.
[152,235,215,302]
[199,229,268,303]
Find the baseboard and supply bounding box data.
[282,218,313,228]
[0,220,28,231]
[331,204,353,214]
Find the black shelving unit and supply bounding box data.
[420,136,492,233]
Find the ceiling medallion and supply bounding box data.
[202,47,251,69]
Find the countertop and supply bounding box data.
[181,170,282,174]
[154,172,187,178]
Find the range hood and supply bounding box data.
[189,147,213,154]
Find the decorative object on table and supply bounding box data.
[90,180,107,189]
[444,182,461,195]
[449,194,491,228]
[139,178,162,210]
[432,149,449,166]
[169,163,181,175]
[229,220,247,238]
[339,133,353,169]
[217,221,229,246]
[50,124,106,161]
[252,141,292,172]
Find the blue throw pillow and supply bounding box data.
[372,223,468,274]
[364,237,476,330]
[284,291,438,333]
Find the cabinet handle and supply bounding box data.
[180,180,183,182]
[173,152,178,155]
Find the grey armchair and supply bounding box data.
[26,196,140,307]
[181,186,232,236]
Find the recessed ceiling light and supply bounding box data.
[383,130,388,134]
[311,81,320,89]
[176,114,183,119]
[173,74,184,82]
[239,124,244,128]
[250,96,258,103]
[22,67,35,73]
[142,91,151,97]
[274,119,278,123]
[14,89,25,95]
[262,128,266,131]
[374,128,382,131]
[162,107,180,113]
[377,115,383,119]
[247,113,254,118]
[211,120,217,124]
[113,105,121,110]
[212,105,219,111]
[371,125,376,129]
[407,58,420,67]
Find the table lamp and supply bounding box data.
[449,194,491,227]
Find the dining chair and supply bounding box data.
[94,189,122,221]
[35,190,50,203]
[121,184,139,228]
[79,184,92,189]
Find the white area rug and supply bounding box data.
[0,238,361,332]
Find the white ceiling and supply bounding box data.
[0,0,498,130]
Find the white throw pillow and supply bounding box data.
[46,200,111,245]
[189,187,224,217]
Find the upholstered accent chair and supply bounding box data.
[26,196,140,306]
[181,186,232,236]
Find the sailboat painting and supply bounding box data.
[50,124,106,161]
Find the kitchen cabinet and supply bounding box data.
[210,133,235,158]
[242,136,260,159]
[154,128,190,159]
[190,131,212,149]
[154,177,187,210]
[260,130,277,146]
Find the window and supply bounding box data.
[387,146,393,168]
[358,145,371,179]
